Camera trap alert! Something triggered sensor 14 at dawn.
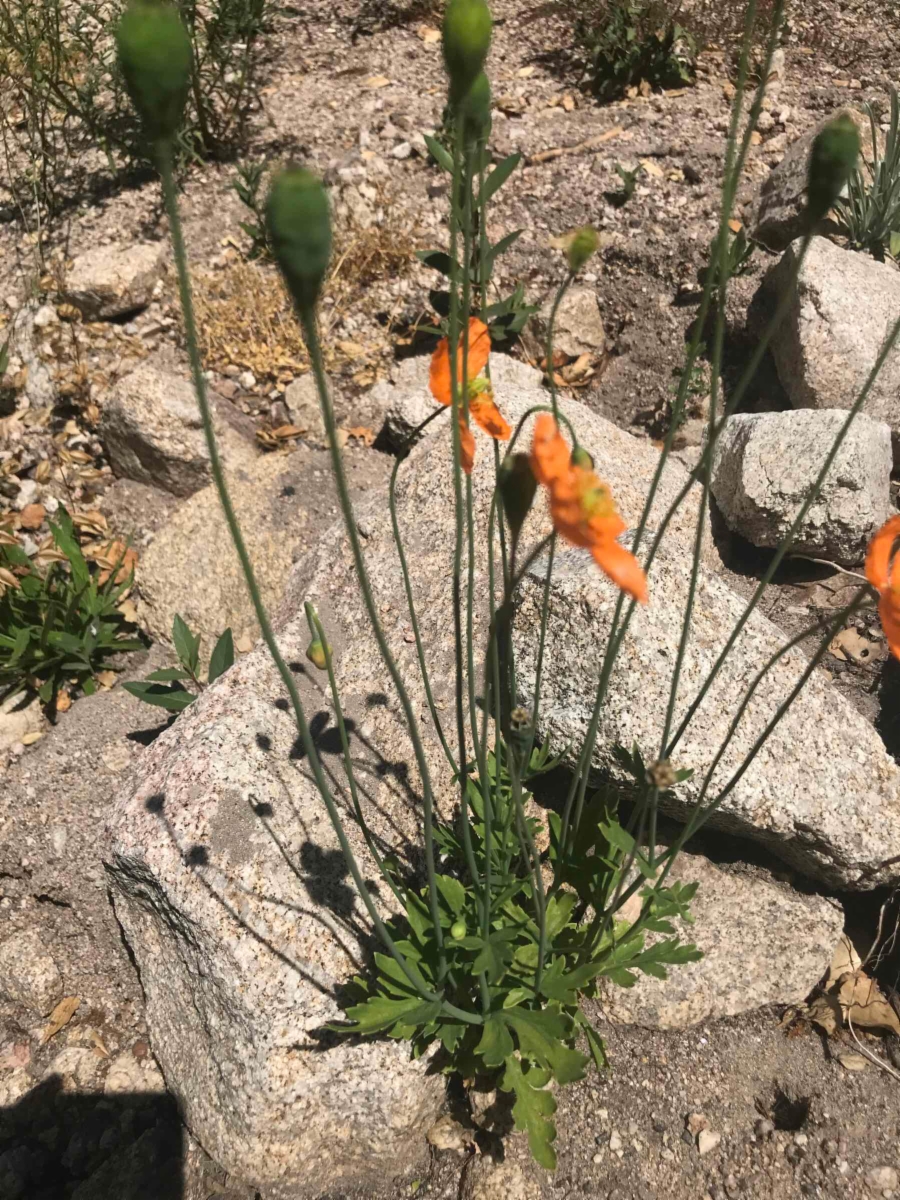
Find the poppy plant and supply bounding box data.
[430,317,511,472]
[530,413,648,604]
[865,514,900,661]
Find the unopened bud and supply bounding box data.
[266,168,332,313]
[648,759,677,790]
[806,113,860,225]
[498,453,537,538]
[450,919,467,940]
[566,225,599,273]
[306,637,331,671]
[570,446,594,471]
[116,0,192,144]
[460,71,492,145]
[442,0,492,104]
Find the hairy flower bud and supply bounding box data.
[266,168,332,313]
[498,453,537,539]
[806,113,860,226]
[116,0,192,144]
[460,71,492,145]
[570,446,594,471]
[566,225,599,273]
[450,920,467,940]
[442,0,492,104]
[306,637,331,671]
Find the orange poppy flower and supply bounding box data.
[865,514,900,661]
[530,414,648,604]
[430,318,511,471]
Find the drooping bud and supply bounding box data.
[570,446,594,471]
[449,919,467,940]
[498,453,537,539]
[306,637,331,671]
[566,225,600,273]
[442,0,492,104]
[460,71,492,146]
[116,0,192,144]
[266,168,332,313]
[806,113,860,226]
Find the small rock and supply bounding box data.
[283,374,327,443]
[426,1115,470,1152]
[391,141,413,159]
[103,1049,166,1095]
[686,1112,709,1136]
[756,110,776,133]
[48,1046,102,1089]
[462,1155,541,1200]
[764,238,900,452]
[61,242,166,320]
[755,1118,775,1139]
[14,478,39,510]
[608,1130,623,1152]
[751,108,875,250]
[867,1167,900,1196]
[238,370,256,391]
[529,285,606,359]
[697,1129,721,1156]
[101,364,255,497]
[0,927,63,1014]
[710,409,892,565]
[31,304,58,329]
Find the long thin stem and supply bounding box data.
[157,144,475,1016]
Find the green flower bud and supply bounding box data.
[116,0,192,144]
[460,71,492,146]
[806,113,860,226]
[570,446,594,471]
[566,225,600,273]
[442,0,492,104]
[306,637,331,671]
[450,919,467,940]
[266,168,332,313]
[498,453,537,539]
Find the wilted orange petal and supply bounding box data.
[880,592,900,662]
[470,394,512,440]
[530,413,571,486]
[429,318,492,407]
[591,539,648,604]
[865,514,900,593]
[459,415,475,474]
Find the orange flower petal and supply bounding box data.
[470,393,512,440]
[880,592,900,662]
[865,514,900,593]
[429,317,491,407]
[530,413,571,486]
[459,415,475,474]
[591,538,648,604]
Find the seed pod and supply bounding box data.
[266,168,332,313]
[306,637,331,671]
[498,453,537,539]
[806,113,860,226]
[442,0,492,104]
[460,71,492,146]
[450,920,467,940]
[116,0,192,144]
[566,225,599,273]
[570,446,594,471]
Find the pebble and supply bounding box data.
[239,370,256,390]
[608,1130,623,1153]
[14,479,39,510]
[697,1129,721,1156]
[391,141,413,160]
[867,1167,900,1195]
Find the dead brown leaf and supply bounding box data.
[95,541,138,586]
[417,24,440,43]
[21,730,43,746]
[528,125,624,165]
[18,503,45,530]
[365,75,392,89]
[838,971,900,1035]
[344,425,377,446]
[96,670,118,690]
[41,996,80,1043]
[55,689,72,714]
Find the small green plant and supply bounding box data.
[669,339,709,402]
[834,88,900,261]
[0,0,271,220]
[124,615,234,712]
[233,159,273,260]
[0,510,141,707]
[576,0,697,102]
[418,137,538,344]
[605,163,639,208]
